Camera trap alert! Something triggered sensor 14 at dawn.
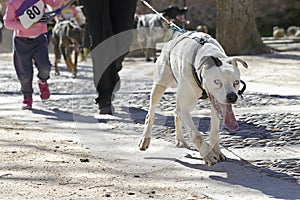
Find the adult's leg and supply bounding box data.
[105,0,137,100]
[96,0,137,103]
[110,0,137,35]
[83,0,137,114]
[83,0,113,50]
[83,0,115,111]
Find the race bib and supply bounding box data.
[16,0,45,29]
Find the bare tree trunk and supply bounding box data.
[216,0,270,55]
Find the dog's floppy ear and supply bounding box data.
[228,58,248,68]
[198,56,222,70]
[211,56,222,66]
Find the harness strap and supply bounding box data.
[166,32,247,100]
[39,0,76,23]
[167,32,210,99]
[192,59,208,99]
[166,32,193,85]
[190,38,208,99]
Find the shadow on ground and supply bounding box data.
[143,154,300,199]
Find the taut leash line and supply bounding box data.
[140,0,187,33]
[39,0,76,23]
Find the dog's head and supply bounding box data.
[200,56,248,130]
[53,20,84,47]
[67,22,84,47]
[161,5,188,23]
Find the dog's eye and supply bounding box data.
[214,79,221,85]
[234,80,240,86]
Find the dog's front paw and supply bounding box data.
[55,71,60,76]
[139,137,151,151]
[200,142,218,166]
[214,150,226,162]
[176,139,190,149]
[203,152,219,167]
[212,146,227,162]
[218,152,227,162]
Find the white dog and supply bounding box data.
[139,31,248,166]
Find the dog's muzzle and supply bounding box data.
[226,92,238,103]
[226,80,246,103]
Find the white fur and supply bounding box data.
[139,32,247,166]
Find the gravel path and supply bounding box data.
[0,52,299,199]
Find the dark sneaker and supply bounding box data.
[38,80,50,100]
[99,103,114,115]
[22,97,32,110]
[95,96,115,115]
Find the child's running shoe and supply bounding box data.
[22,97,32,110]
[38,80,50,100]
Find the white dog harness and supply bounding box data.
[166,31,247,99]
[167,31,224,99]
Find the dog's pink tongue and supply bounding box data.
[221,104,239,131]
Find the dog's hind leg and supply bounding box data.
[72,49,79,78]
[53,39,60,76]
[62,47,73,73]
[209,106,226,162]
[174,102,189,148]
[139,84,167,151]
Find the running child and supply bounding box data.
[4,0,63,109]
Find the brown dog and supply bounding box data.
[52,20,84,78]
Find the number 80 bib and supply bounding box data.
[16,0,45,29]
